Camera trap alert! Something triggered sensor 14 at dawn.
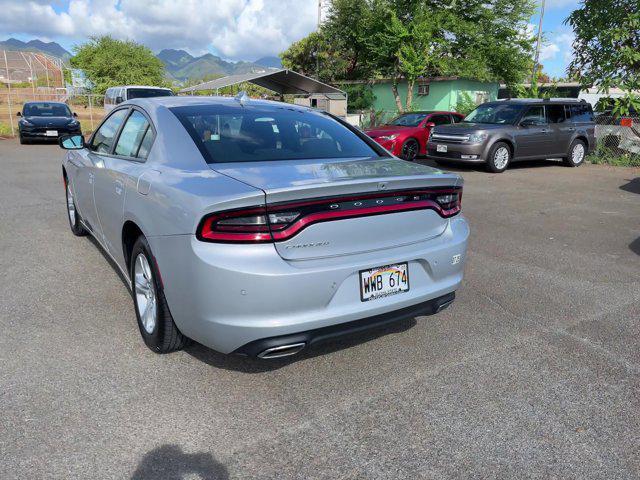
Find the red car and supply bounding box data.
[365,111,465,161]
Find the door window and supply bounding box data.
[90,109,128,154]
[114,110,153,158]
[546,104,566,123]
[429,114,451,126]
[521,106,546,124]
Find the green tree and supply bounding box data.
[70,36,166,94]
[566,0,640,115]
[281,0,535,112]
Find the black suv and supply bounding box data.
[427,99,596,173]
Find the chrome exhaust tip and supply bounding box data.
[436,299,454,313]
[257,342,306,359]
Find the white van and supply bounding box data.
[104,86,173,111]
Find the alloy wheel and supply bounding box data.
[493,146,510,170]
[134,253,157,334]
[402,140,418,161]
[571,143,585,164]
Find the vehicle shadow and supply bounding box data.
[419,158,565,172]
[86,235,131,290]
[185,317,417,373]
[630,237,640,256]
[130,444,229,480]
[620,177,640,194]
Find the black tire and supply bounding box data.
[486,141,511,173]
[563,139,586,167]
[130,236,187,353]
[400,138,419,161]
[19,134,28,145]
[64,178,88,236]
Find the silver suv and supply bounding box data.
[427,99,596,173]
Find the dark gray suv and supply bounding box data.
[427,99,596,173]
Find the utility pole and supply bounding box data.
[532,0,546,87]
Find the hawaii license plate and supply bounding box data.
[359,262,409,302]
[45,130,58,137]
[436,144,447,153]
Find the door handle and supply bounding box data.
[568,127,576,132]
[88,172,94,184]
[541,129,550,133]
[115,180,124,195]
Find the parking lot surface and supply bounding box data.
[1,139,639,480]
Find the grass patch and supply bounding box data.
[0,122,14,137]
[587,144,640,167]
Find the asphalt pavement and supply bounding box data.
[1,138,639,479]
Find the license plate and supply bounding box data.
[437,144,448,153]
[359,262,409,302]
[45,130,58,137]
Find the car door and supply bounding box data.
[93,108,155,259]
[71,108,128,235]
[545,103,572,155]
[514,105,554,159]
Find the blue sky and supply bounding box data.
[2,0,579,78]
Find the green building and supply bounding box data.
[349,77,499,113]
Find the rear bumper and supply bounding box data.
[233,291,455,357]
[151,216,469,354]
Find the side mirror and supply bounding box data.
[115,96,124,104]
[73,112,78,118]
[59,134,85,150]
[16,111,21,117]
[424,122,435,128]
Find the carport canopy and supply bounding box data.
[179,69,345,96]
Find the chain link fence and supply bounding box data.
[594,115,640,160]
[0,89,106,138]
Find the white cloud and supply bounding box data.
[539,42,560,61]
[543,0,580,9]
[0,0,318,61]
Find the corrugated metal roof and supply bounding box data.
[179,69,345,96]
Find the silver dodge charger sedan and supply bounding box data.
[59,96,469,359]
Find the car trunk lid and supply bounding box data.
[210,157,462,260]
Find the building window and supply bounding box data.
[475,91,489,104]
[418,83,430,96]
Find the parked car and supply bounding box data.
[17,102,81,144]
[59,96,469,359]
[427,99,596,172]
[365,111,465,161]
[104,86,173,112]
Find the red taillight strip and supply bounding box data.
[197,187,461,243]
[270,200,454,241]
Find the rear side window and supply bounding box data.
[90,109,128,154]
[546,104,566,123]
[170,104,378,163]
[114,110,153,159]
[568,104,594,123]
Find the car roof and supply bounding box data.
[127,95,316,114]
[493,98,589,105]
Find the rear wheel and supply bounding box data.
[65,179,88,236]
[130,236,187,353]
[486,142,511,173]
[400,138,419,161]
[564,139,586,167]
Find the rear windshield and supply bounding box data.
[23,103,71,117]
[170,104,379,163]
[127,88,173,99]
[464,103,524,124]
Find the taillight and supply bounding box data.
[197,187,462,243]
